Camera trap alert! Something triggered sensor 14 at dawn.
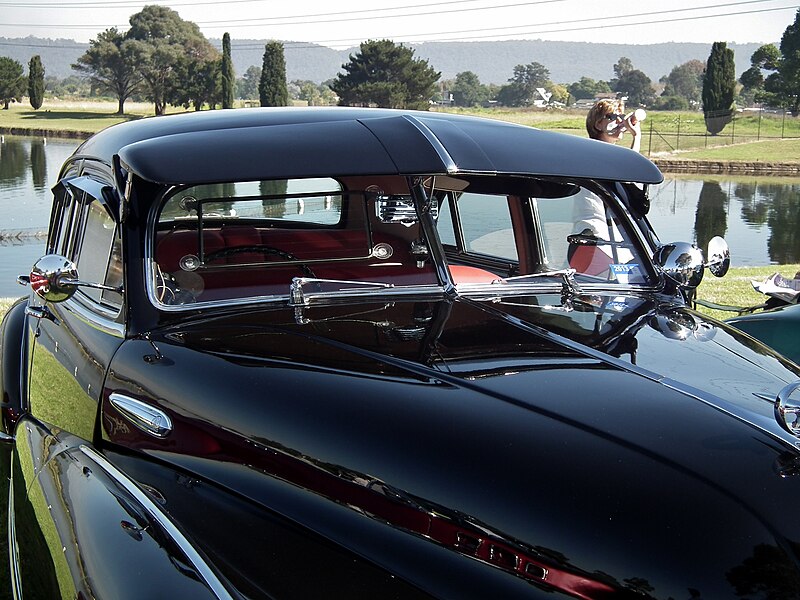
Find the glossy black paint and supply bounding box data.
[88,107,663,185]
[96,297,800,598]
[4,107,800,600]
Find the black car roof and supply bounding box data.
[74,107,663,185]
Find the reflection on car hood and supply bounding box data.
[106,295,800,598]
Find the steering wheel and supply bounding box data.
[204,244,316,278]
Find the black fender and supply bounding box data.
[0,296,29,431]
[10,417,233,599]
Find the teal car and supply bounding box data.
[728,302,800,364]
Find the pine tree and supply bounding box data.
[331,40,440,110]
[28,55,45,110]
[702,41,736,135]
[259,41,288,107]
[221,32,235,109]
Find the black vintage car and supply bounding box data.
[2,107,800,599]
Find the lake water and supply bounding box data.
[1,135,799,298]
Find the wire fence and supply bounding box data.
[643,108,800,156]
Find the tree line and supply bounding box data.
[0,6,798,134]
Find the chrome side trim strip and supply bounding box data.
[8,451,23,600]
[109,393,173,438]
[79,446,234,600]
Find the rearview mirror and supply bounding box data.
[26,254,122,303]
[653,237,730,290]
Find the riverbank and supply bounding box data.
[651,158,800,175]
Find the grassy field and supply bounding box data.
[2,100,800,159]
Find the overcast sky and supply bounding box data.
[0,0,796,48]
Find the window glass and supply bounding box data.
[161,178,344,225]
[454,192,517,261]
[436,198,456,247]
[153,177,441,306]
[76,198,118,304]
[535,187,650,285]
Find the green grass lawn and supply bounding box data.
[3,102,800,161]
[661,138,800,162]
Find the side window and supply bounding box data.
[48,173,123,311]
[535,188,651,285]
[75,197,121,308]
[443,192,518,261]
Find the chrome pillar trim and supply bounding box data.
[109,393,173,438]
[79,446,234,600]
[401,115,459,173]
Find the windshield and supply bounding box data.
[149,177,443,307]
[435,179,656,289]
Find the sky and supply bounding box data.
[0,0,797,49]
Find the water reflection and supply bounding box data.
[694,181,728,253]
[0,137,28,185]
[649,176,800,266]
[30,139,47,190]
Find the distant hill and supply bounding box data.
[0,35,767,86]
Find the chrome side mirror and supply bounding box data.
[26,254,121,303]
[706,235,731,278]
[653,236,730,290]
[653,242,705,288]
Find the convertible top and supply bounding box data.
[74,107,663,186]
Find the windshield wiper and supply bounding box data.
[290,277,396,305]
[496,268,582,295]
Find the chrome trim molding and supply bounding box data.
[79,446,234,600]
[401,115,458,173]
[8,452,23,600]
[109,393,173,438]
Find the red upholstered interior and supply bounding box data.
[448,265,498,283]
[155,226,439,301]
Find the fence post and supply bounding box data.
[782,108,787,139]
[731,112,736,144]
[757,105,762,141]
[677,115,681,151]
[648,120,653,156]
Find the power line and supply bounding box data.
[0,0,566,29]
[0,1,795,48]
[232,2,799,48]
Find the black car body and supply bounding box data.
[3,107,800,599]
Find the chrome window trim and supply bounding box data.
[63,295,125,338]
[79,446,234,600]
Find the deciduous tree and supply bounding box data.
[259,41,288,107]
[331,40,439,110]
[610,57,655,107]
[0,56,25,109]
[497,62,551,107]
[567,77,611,101]
[451,71,489,107]
[660,59,704,105]
[28,55,45,110]
[238,65,261,100]
[702,41,736,134]
[739,10,800,115]
[126,5,218,115]
[72,28,140,115]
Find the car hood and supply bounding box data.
[104,295,800,598]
